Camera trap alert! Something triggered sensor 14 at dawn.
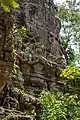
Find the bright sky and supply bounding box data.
[54,0,80,4]
[54,0,66,4]
[54,0,80,65]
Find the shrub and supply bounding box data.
[60,66,80,94]
[37,91,80,120]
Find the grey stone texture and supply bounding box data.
[0,11,13,90]
[0,0,65,119]
[14,0,65,93]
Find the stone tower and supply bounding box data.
[14,0,65,94]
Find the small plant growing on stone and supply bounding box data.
[13,25,29,43]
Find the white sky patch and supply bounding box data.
[54,0,80,65]
[54,0,66,4]
[54,0,80,4]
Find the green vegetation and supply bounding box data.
[59,0,80,65]
[37,91,80,120]
[13,25,29,43]
[37,2,80,119]
[0,0,19,12]
[60,66,80,94]
[1,0,80,120]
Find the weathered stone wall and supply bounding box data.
[0,11,13,89]
[14,0,65,93]
[0,1,65,120]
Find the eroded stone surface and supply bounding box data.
[0,1,65,120]
[0,11,13,89]
[14,0,65,93]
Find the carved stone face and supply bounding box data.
[25,0,61,44]
[14,0,64,92]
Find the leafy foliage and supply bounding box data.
[12,63,19,74]
[37,91,80,120]
[60,66,80,94]
[61,66,80,80]
[58,1,80,65]
[13,25,29,43]
[0,0,19,12]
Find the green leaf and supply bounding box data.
[1,3,10,12]
[0,0,19,12]
[11,1,19,8]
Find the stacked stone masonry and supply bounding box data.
[0,11,13,89]
[14,0,65,93]
[0,0,65,119]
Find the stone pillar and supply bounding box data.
[0,11,13,89]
